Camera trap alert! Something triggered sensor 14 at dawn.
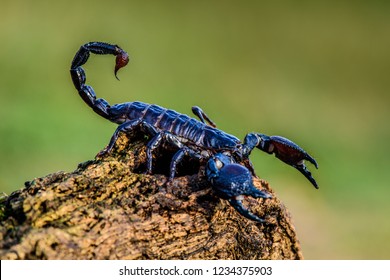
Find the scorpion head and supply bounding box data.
[206,153,272,223]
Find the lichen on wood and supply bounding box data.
[0,133,303,260]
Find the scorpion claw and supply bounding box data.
[228,198,266,223]
[295,162,318,189]
[206,153,271,222]
[256,134,319,188]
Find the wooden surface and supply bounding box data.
[0,133,303,259]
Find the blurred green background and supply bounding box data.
[1,0,389,259]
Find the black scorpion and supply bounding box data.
[70,42,318,223]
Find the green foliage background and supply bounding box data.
[1,0,389,259]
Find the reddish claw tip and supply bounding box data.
[114,49,129,80]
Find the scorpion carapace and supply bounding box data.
[70,41,319,223]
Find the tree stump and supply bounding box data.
[0,133,303,259]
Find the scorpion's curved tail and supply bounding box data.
[70,42,129,119]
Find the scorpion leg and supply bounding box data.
[243,133,319,188]
[97,119,158,157]
[70,42,129,119]
[145,133,164,173]
[192,106,217,128]
[169,147,202,181]
[146,131,201,177]
[144,132,175,174]
[101,122,196,176]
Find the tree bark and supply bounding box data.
[0,133,303,260]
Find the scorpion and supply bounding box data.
[70,42,318,223]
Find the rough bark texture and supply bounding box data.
[0,133,303,260]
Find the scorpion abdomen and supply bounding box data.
[108,101,240,150]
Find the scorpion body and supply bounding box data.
[109,101,240,151]
[70,42,319,223]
